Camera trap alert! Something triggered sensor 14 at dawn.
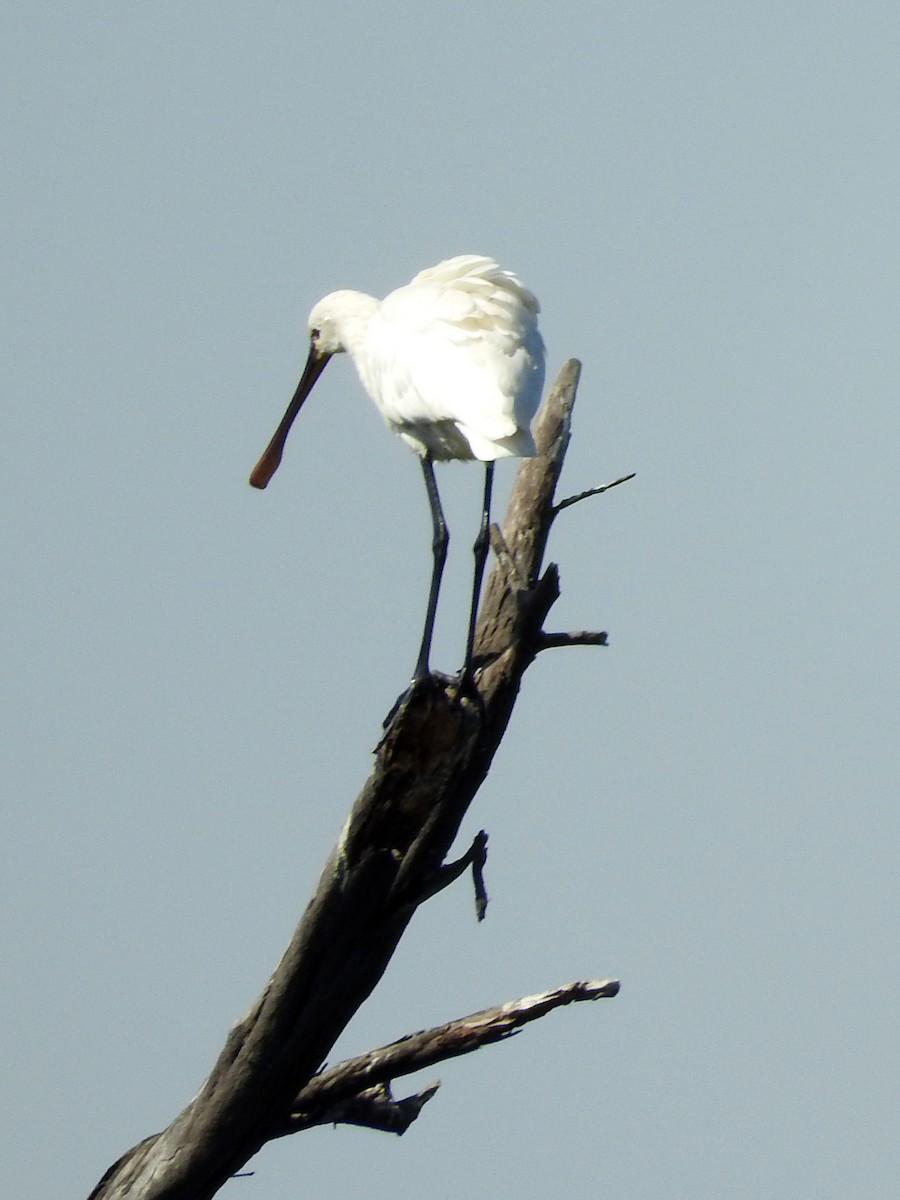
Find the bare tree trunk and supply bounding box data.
[88,359,629,1200]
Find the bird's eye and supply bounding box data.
[310,328,321,341]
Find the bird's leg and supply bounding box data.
[413,453,448,681]
[463,461,494,677]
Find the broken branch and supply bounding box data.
[281,978,621,1137]
[554,472,636,514]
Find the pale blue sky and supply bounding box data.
[3,4,899,1197]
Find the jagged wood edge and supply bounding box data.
[89,358,607,1200]
[281,977,620,1135]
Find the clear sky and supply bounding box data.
[3,4,899,1197]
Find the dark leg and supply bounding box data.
[413,453,448,681]
[464,461,494,674]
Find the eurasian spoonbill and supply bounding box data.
[250,254,546,683]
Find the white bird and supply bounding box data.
[250,254,546,684]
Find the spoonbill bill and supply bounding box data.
[250,254,546,683]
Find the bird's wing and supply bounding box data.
[407,255,539,310]
[376,258,545,449]
[405,256,540,341]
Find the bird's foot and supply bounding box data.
[381,676,426,730]
[381,671,454,732]
[376,668,484,754]
[454,660,487,709]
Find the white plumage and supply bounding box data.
[353,255,543,460]
[250,255,546,684]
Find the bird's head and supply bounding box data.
[307,290,378,356]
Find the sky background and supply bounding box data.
[3,3,899,1197]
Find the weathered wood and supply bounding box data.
[88,359,615,1200]
[280,978,620,1135]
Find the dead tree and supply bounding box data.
[87,359,631,1200]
